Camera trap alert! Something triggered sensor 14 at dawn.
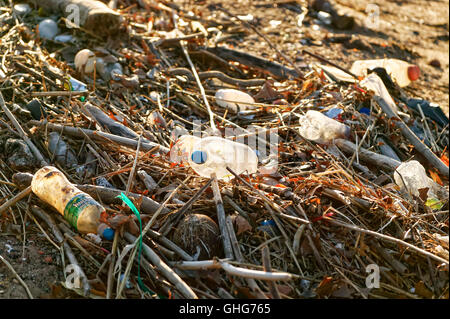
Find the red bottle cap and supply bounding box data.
[407,65,420,81]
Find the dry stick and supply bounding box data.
[211,174,234,260]
[123,232,198,298]
[0,93,48,166]
[0,254,33,299]
[373,95,449,177]
[226,216,267,298]
[216,6,303,79]
[348,121,375,168]
[262,245,281,299]
[370,240,408,275]
[125,134,142,196]
[160,178,213,236]
[173,259,295,281]
[28,120,170,154]
[302,49,359,79]
[106,229,120,299]
[0,186,32,214]
[325,218,448,265]
[175,25,217,132]
[334,139,401,171]
[30,206,91,296]
[146,229,193,261]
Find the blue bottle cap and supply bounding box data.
[191,150,207,164]
[102,227,115,241]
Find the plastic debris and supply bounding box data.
[215,89,256,113]
[298,110,350,144]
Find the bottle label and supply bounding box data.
[64,194,98,230]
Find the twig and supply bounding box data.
[0,186,32,215]
[212,174,234,259]
[0,92,48,166]
[0,254,34,299]
[373,95,448,177]
[262,245,281,299]
[325,217,449,265]
[124,232,198,298]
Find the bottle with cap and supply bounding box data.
[298,110,350,144]
[170,135,258,181]
[31,166,114,238]
[350,58,420,87]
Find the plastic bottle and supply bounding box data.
[31,166,113,236]
[393,160,446,199]
[215,89,256,113]
[170,135,258,181]
[350,59,420,87]
[360,73,399,113]
[298,110,350,144]
[48,132,78,169]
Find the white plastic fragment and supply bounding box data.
[215,89,256,113]
[13,3,31,16]
[38,19,59,40]
[74,49,96,74]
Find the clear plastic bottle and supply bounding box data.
[394,160,445,199]
[298,110,350,144]
[350,59,420,87]
[170,135,258,181]
[31,166,113,235]
[360,73,400,113]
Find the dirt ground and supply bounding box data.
[0,0,448,299]
[179,0,449,113]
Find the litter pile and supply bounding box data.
[0,0,448,299]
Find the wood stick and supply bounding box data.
[123,232,198,299]
[373,95,449,177]
[206,46,300,79]
[226,216,268,299]
[334,138,401,171]
[325,217,449,265]
[0,186,32,214]
[262,245,281,299]
[28,120,170,154]
[212,174,234,260]
[0,92,48,166]
[173,259,295,281]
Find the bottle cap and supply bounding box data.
[407,65,420,81]
[102,227,115,241]
[191,150,207,164]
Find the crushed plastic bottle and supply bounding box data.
[350,58,420,87]
[298,110,350,144]
[170,135,258,181]
[215,89,256,113]
[394,160,447,200]
[48,132,78,168]
[31,166,114,237]
[360,73,399,113]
